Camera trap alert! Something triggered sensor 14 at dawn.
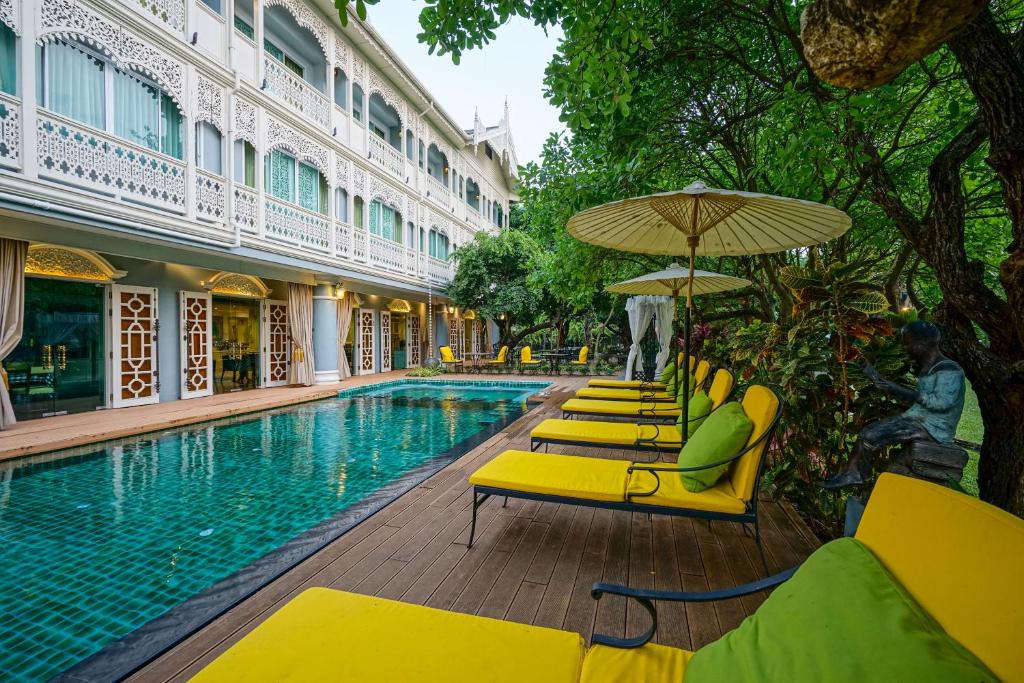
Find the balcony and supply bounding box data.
[368,134,404,178]
[233,185,259,234]
[264,196,331,253]
[195,170,226,224]
[36,109,187,213]
[425,174,451,210]
[263,57,330,129]
[427,256,452,285]
[0,93,21,169]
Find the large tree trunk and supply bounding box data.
[976,385,1024,515]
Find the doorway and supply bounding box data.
[5,278,105,419]
[212,296,261,393]
[392,313,407,369]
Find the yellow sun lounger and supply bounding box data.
[586,356,695,390]
[472,386,782,567]
[533,370,735,453]
[194,475,1021,683]
[560,398,681,421]
[575,360,710,402]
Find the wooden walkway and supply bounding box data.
[132,375,820,681]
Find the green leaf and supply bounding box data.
[778,265,822,290]
[846,291,890,315]
[948,100,959,118]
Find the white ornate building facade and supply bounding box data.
[0,0,518,419]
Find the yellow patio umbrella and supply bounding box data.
[607,265,750,392]
[570,181,851,425]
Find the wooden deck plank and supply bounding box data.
[121,374,822,682]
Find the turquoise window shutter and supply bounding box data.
[297,162,319,211]
[160,94,183,159]
[270,150,295,203]
[0,24,16,96]
[369,201,380,236]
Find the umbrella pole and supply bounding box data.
[683,237,699,442]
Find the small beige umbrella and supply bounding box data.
[608,265,750,398]
[571,182,850,424]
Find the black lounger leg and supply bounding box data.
[468,490,480,548]
[502,496,508,507]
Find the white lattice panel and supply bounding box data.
[0,93,21,168]
[380,310,391,372]
[179,291,212,399]
[357,308,375,374]
[407,313,420,368]
[111,285,159,408]
[196,170,226,223]
[263,300,290,387]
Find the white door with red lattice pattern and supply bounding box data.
[261,299,290,387]
[356,308,376,374]
[380,310,392,373]
[110,285,160,408]
[179,291,213,399]
[407,313,421,368]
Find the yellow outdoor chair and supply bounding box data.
[519,346,542,374]
[575,360,710,403]
[486,345,510,372]
[439,345,463,371]
[470,386,781,568]
[532,369,735,454]
[194,474,1022,683]
[568,346,589,374]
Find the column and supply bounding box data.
[311,282,340,384]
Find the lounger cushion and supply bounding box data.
[627,465,747,514]
[561,399,681,418]
[193,588,586,683]
[575,387,674,401]
[587,379,667,390]
[531,419,682,449]
[677,389,713,437]
[469,450,629,502]
[684,537,995,683]
[677,402,753,492]
[581,643,691,683]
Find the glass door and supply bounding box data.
[212,296,261,393]
[5,278,105,419]
[392,313,407,369]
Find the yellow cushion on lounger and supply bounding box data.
[561,399,681,417]
[469,450,629,502]
[531,419,682,449]
[575,387,674,401]
[626,464,747,514]
[192,588,586,683]
[580,643,692,683]
[587,379,667,390]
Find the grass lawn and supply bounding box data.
[957,383,982,497]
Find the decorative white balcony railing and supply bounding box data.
[264,197,331,253]
[37,110,186,212]
[263,58,330,128]
[427,256,452,285]
[426,174,450,209]
[195,170,226,223]
[335,220,352,258]
[368,134,403,178]
[0,93,21,168]
[405,247,418,276]
[233,185,258,233]
[353,227,367,261]
[132,0,186,33]
[367,233,405,272]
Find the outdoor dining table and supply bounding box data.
[531,349,574,375]
[463,351,492,372]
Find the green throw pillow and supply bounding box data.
[667,373,695,401]
[685,537,996,683]
[659,362,677,384]
[676,402,752,492]
[677,389,713,438]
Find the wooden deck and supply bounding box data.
[130,375,820,681]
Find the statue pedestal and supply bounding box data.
[888,440,969,489]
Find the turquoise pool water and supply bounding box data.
[0,380,545,681]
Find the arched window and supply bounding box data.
[405,130,414,161]
[465,178,480,211]
[335,187,349,222]
[264,6,327,92]
[426,144,449,188]
[38,40,184,159]
[264,148,327,214]
[195,122,223,175]
[407,221,415,246]
[418,139,425,169]
[353,195,364,229]
[0,23,16,96]
[352,83,364,123]
[233,139,256,187]
[368,93,401,151]
[428,228,450,260]
[369,199,401,243]
[333,67,349,109]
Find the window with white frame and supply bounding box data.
[369,200,401,243]
[335,188,349,222]
[333,68,349,109]
[428,228,449,259]
[37,40,184,159]
[233,139,256,187]
[195,122,223,175]
[264,148,327,214]
[0,23,16,96]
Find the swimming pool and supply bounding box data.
[0,380,547,682]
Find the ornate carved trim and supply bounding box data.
[233,97,258,146]
[353,166,365,196]
[333,37,350,72]
[195,74,224,133]
[368,175,406,213]
[0,0,19,35]
[25,244,126,282]
[264,0,329,60]
[204,272,270,298]
[335,157,350,191]
[265,115,329,176]
[38,0,185,106]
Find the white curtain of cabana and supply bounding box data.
[624,296,658,380]
[652,296,674,376]
[287,283,316,386]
